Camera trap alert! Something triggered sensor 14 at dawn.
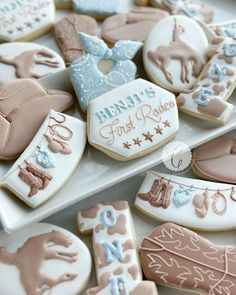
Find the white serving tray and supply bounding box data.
[0,0,236,233]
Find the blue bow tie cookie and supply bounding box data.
[69,33,142,113]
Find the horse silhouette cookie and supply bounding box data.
[0,43,65,84]
[0,223,91,295]
[0,79,74,160]
[143,15,208,93]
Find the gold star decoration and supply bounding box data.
[143,132,154,142]
[123,142,132,149]
[163,120,171,128]
[154,126,163,134]
[133,137,142,146]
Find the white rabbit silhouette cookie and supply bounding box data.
[143,15,208,93]
[0,223,91,295]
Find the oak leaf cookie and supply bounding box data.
[0,0,55,42]
[0,43,65,84]
[0,223,91,295]
[0,79,74,160]
[143,15,208,93]
[54,0,72,9]
[1,110,86,208]
[101,7,169,44]
[78,201,158,295]
[140,223,236,295]
[88,79,179,161]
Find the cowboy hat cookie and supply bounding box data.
[88,79,179,161]
[140,222,236,294]
[0,43,65,84]
[192,136,236,184]
[209,21,236,39]
[78,201,158,295]
[0,223,91,295]
[0,110,86,208]
[0,0,55,42]
[101,7,169,44]
[143,16,208,93]
[176,38,236,125]
[54,0,72,9]
[135,170,236,231]
[0,79,74,160]
[69,33,142,113]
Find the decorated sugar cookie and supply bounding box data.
[209,21,236,39]
[135,170,236,231]
[78,201,158,295]
[176,38,236,125]
[143,16,208,93]
[0,0,55,42]
[54,0,72,9]
[0,43,65,84]
[88,79,179,161]
[101,7,169,43]
[69,33,142,113]
[140,223,236,295]
[72,0,122,19]
[54,14,98,66]
[0,223,91,295]
[1,110,86,208]
[0,79,73,160]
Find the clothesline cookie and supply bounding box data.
[54,0,72,9]
[209,21,236,39]
[78,201,158,295]
[0,110,86,208]
[88,79,179,161]
[135,170,236,231]
[0,223,91,295]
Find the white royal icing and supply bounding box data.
[88,78,179,161]
[0,110,87,208]
[0,223,91,295]
[135,171,236,231]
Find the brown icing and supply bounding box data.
[130,281,157,295]
[176,95,185,107]
[213,85,225,95]
[81,205,100,219]
[107,214,127,235]
[44,134,72,154]
[128,265,139,280]
[211,37,225,45]
[0,49,60,79]
[55,13,98,65]
[95,224,105,233]
[197,98,227,118]
[0,231,77,295]
[140,223,236,294]
[102,200,128,211]
[148,18,203,84]
[218,54,234,65]
[192,189,209,218]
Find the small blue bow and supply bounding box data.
[194,88,214,106]
[208,64,228,82]
[223,43,236,57]
[79,33,143,61]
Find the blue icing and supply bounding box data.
[69,33,142,112]
[173,186,194,207]
[166,0,196,17]
[103,240,124,263]
[109,276,128,295]
[100,209,117,228]
[208,64,228,82]
[35,148,55,169]
[72,0,122,17]
[225,25,236,38]
[194,88,214,106]
[223,44,236,57]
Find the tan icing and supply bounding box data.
[176,95,185,107]
[227,81,233,89]
[213,85,225,95]
[0,231,77,295]
[192,189,209,218]
[128,265,139,280]
[44,134,72,154]
[81,205,99,219]
[95,224,105,233]
[130,281,157,295]
[211,37,225,45]
[107,214,127,235]
[197,98,227,118]
[148,18,203,84]
[102,200,128,211]
[218,54,234,65]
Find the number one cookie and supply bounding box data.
[78,201,158,295]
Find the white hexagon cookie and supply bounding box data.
[88,79,179,161]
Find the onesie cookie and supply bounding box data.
[176,38,236,125]
[69,33,142,113]
[78,201,158,295]
[144,16,208,93]
[72,0,122,20]
[135,170,236,231]
[209,21,236,39]
[140,222,236,294]
[0,223,91,295]
[0,79,74,160]
[101,7,169,44]
[88,79,179,161]
[0,0,55,42]
[0,43,65,84]
[54,0,72,9]
[54,14,98,66]
[1,110,86,208]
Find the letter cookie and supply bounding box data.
[78,201,158,295]
[0,0,55,42]
[140,222,236,294]
[0,43,65,84]
[0,110,86,208]
[69,33,142,113]
[101,7,169,43]
[143,16,208,93]
[176,38,236,125]
[135,170,236,231]
[0,223,91,295]
[54,0,72,9]
[88,79,179,161]
[54,14,98,65]
[209,21,236,39]
[0,79,73,160]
